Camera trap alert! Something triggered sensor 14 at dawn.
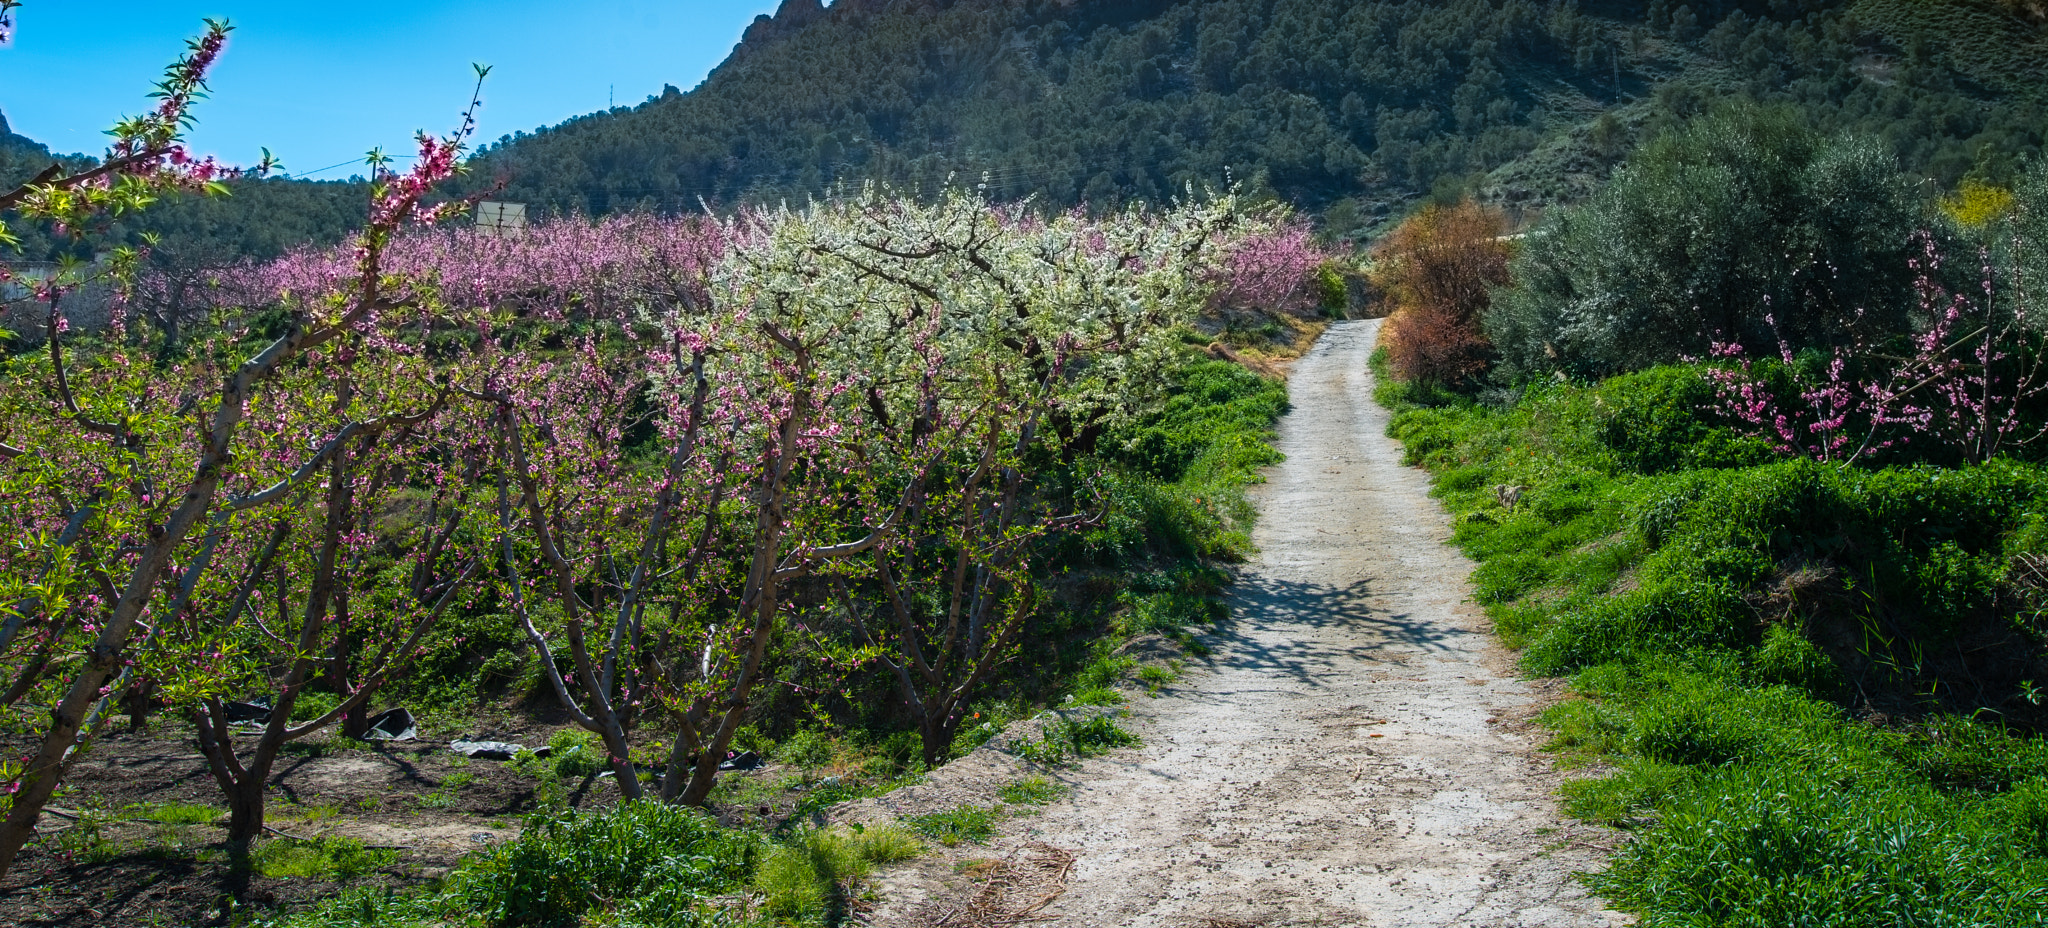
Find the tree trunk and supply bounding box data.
[920,712,960,770]
[121,679,158,733]
[224,773,266,855]
[598,723,643,800]
[675,741,728,807]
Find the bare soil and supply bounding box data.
[0,712,569,926]
[848,320,1631,927]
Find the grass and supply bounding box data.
[997,776,1066,806]
[417,771,475,810]
[754,824,922,920]
[1014,712,1141,768]
[251,838,395,881]
[1381,357,2048,926]
[905,806,1003,847]
[1137,662,1178,693]
[125,802,221,825]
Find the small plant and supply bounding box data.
[279,736,370,760]
[1137,663,1178,693]
[846,822,923,863]
[51,814,116,865]
[779,729,836,768]
[1019,712,1141,766]
[251,838,395,881]
[998,776,1066,806]
[542,728,606,779]
[1065,715,1140,755]
[129,802,221,826]
[1066,686,1125,707]
[1073,654,1136,691]
[274,802,342,824]
[905,806,1003,847]
[1012,734,1069,767]
[418,773,474,811]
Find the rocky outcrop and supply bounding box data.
[729,0,829,64]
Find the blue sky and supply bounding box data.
[0,1,782,178]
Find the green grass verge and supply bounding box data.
[1382,355,2048,926]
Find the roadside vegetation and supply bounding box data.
[1375,103,2048,925]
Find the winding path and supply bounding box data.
[992,320,1626,926]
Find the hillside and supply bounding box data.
[6,0,2046,264]
[0,105,369,268]
[464,0,2047,240]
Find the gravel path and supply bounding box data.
[969,320,1627,927]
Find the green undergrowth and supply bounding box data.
[1383,354,2048,926]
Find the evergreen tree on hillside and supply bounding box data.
[465,0,2044,229]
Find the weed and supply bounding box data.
[451,800,756,927]
[545,728,606,779]
[1013,712,1139,767]
[251,838,395,881]
[1065,686,1125,707]
[127,802,220,825]
[279,736,370,759]
[846,822,923,863]
[906,806,1002,847]
[779,729,836,768]
[998,776,1066,806]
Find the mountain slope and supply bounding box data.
[469,0,2045,238]
[0,106,368,267]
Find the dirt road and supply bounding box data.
[903,319,1628,927]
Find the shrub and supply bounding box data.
[1372,199,1510,388]
[1488,104,1922,378]
[778,729,836,768]
[543,728,605,779]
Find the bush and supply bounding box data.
[1372,199,1510,388]
[1488,104,1922,378]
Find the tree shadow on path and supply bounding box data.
[1203,574,1469,687]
